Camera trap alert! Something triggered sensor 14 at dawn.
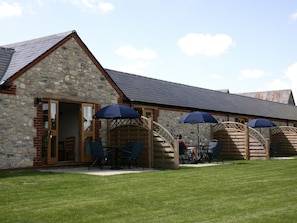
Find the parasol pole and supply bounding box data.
[115,118,119,147]
[197,124,200,153]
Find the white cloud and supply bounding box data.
[210,74,223,80]
[284,62,297,80]
[284,62,297,92]
[115,45,157,60]
[290,11,297,21]
[265,79,290,91]
[115,45,156,75]
[68,0,114,13]
[263,62,297,98]
[177,33,234,57]
[98,2,114,12]
[117,61,152,75]
[0,2,22,19]
[240,69,267,79]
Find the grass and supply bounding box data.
[0,159,297,223]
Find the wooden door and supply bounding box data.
[80,103,95,162]
[42,99,59,164]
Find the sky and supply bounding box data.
[1,0,297,97]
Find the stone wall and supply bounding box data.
[0,92,36,168]
[0,38,119,169]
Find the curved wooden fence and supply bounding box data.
[213,122,297,160]
[107,116,178,169]
[213,121,267,160]
[271,126,297,156]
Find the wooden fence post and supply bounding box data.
[147,117,153,168]
[245,123,250,160]
[173,136,179,169]
[266,138,270,160]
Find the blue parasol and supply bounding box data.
[179,111,218,124]
[248,118,276,128]
[93,104,140,119]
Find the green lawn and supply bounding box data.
[0,160,296,223]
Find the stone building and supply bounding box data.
[0,31,121,169]
[106,69,297,146]
[237,89,295,105]
[1,30,297,169]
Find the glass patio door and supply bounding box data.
[42,100,59,164]
[80,103,95,162]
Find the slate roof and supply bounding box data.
[0,47,15,83]
[0,30,74,83]
[106,69,297,121]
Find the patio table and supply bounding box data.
[106,146,125,170]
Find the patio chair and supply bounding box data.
[207,140,223,163]
[270,141,282,158]
[89,141,111,169]
[121,141,144,169]
[121,141,134,159]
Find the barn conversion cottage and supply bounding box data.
[1,30,297,170]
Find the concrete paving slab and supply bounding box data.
[180,162,233,167]
[270,156,296,160]
[40,167,157,176]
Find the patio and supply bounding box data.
[40,162,230,176]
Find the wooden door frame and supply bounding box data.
[79,103,95,162]
[45,99,59,165]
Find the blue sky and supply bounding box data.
[1,0,297,97]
